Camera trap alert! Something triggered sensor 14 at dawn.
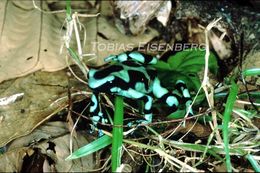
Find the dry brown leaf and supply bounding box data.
[0,1,68,83]
[0,0,158,83]
[0,69,86,147]
[8,121,70,150]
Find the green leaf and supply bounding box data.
[167,50,195,69]
[158,71,201,92]
[167,49,219,75]
[167,109,186,119]
[152,60,171,71]
[65,135,112,160]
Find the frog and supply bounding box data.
[87,51,193,134]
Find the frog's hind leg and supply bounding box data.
[175,80,193,116]
[89,92,107,129]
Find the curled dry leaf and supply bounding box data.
[0,147,34,172]
[2,122,94,172]
[113,0,171,35]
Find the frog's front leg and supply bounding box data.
[121,88,153,123]
[152,77,180,112]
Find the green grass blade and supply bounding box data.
[66,0,72,21]
[65,135,112,160]
[161,139,222,160]
[112,96,124,172]
[222,78,238,172]
[246,154,260,172]
[242,68,260,77]
[67,48,88,78]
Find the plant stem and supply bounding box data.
[111,96,124,172]
[66,0,72,21]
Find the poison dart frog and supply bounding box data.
[87,51,193,134]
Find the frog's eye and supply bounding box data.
[118,53,128,62]
[129,52,145,63]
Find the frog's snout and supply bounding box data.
[104,55,116,62]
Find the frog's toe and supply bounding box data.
[127,122,133,127]
[89,124,96,134]
[144,113,152,123]
[91,115,101,126]
[127,116,151,128]
[98,129,104,137]
[135,120,150,126]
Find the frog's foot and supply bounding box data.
[90,112,108,136]
[127,113,152,128]
[89,125,104,137]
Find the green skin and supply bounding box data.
[88,52,193,135]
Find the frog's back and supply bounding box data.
[88,60,157,94]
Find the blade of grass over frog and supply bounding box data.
[222,78,238,172]
[246,154,260,172]
[215,91,260,100]
[112,96,124,172]
[66,0,72,21]
[65,135,112,160]
[242,68,260,77]
[67,48,88,78]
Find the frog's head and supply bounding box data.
[104,53,128,63]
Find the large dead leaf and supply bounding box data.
[0,1,68,82]
[0,0,158,83]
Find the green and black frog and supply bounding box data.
[88,51,193,134]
